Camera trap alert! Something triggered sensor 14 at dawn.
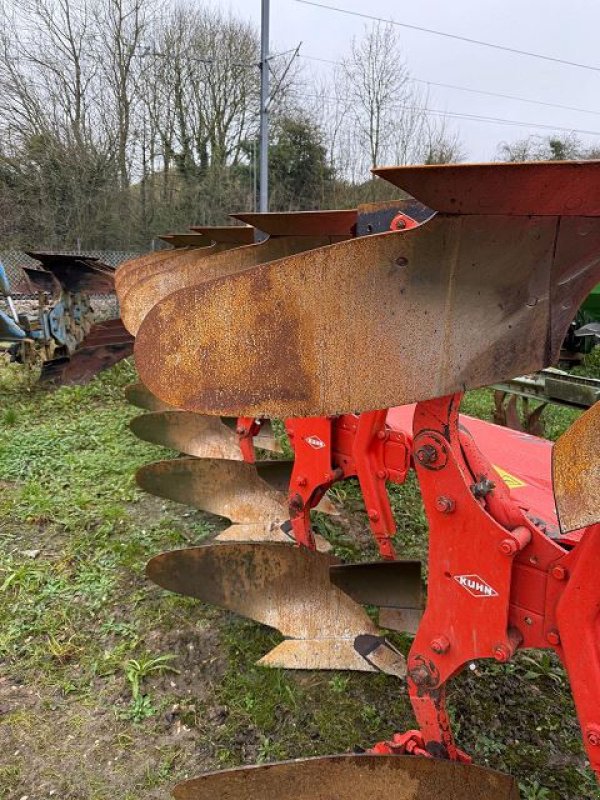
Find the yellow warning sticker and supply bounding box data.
[493,465,527,489]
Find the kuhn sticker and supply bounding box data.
[454,574,498,598]
[303,436,326,450]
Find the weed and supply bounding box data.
[2,407,17,425]
[519,779,552,799]
[123,653,179,701]
[519,653,565,686]
[328,675,350,694]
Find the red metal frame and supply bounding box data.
[405,394,600,778]
[236,394,600,778]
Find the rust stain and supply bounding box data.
[135,458,291,524]
[231,209,357,237]
[553,401,600,532]
[172,753,519,800]
[134,213,596,418]
[130,411,246,460]
[121,235,337,336]
[146,542,403,674]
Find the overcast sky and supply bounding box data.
[208,0,600,161]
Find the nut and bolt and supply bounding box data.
[430,636,450,655]
[377,429,387,440]
[471,477,495,499]
[368,510,380,522]
[296,475,308,487]
[435,496,455,514]
[587,725,600,747]
[499,538,518,556]
[409,665,431,686]
[493,644,512,663]
[377,469,387,479]
[551,565,568,581]
[546,630,560,646]
[416,444,438,466]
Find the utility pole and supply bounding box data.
[259,0,270,212]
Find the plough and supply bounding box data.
[116,160,600,798]
[1,252,134,385]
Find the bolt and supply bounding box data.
[416,444,438,466]
[435,496,455,514]
[430,636,450,655]
[395,256,409,267]
[236,425,247,435]
[377,429,387,440]
[377,469,387,479]
[587,725,600,747]
[368,510,380,522]
[499,538,518,556]
[471,477,495,499]
[296,476,307,487]
[493,644,511,663]
[551,565,567,581]
[409,665,431,686]
[546,630,560,646]
[392,217,406,230]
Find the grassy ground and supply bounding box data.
[0,356,599,800]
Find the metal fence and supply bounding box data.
[1,249,141,294]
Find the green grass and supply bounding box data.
[0,355,599,799]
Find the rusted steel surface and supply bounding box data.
[120,234,341,336]
[231,210,357,237]
[125,381,172,412]
[173,754,519,800]
[39,341,133,385]
[22,267,59,296]
[553,401,600,532]
[79,318,133,346]
[28,252,115,293]
[147,542,405,674]
[136,457,291,523]
[125,386,281,453]
[131,411,247,460]
[158,233,214,249]
[115,250,183,294]
[136,213,600,418]
[136,457,333,526]
[374,160,600,216]
[117,247,216,309]
[189,225,256,245]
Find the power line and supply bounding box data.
[291,0,600,74]
[412,79,600,118]
[285,90,600,137]
[298,54,600,119]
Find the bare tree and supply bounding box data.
[99,0,153,188]
[342,22,410,172]
[497,133,587,162]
